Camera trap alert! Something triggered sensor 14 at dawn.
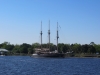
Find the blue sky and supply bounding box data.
[0,0,100,45]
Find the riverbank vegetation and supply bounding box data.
[0,42,100,56]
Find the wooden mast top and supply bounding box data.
[40,21,43,50]
[48,20,50,52]
[57,22,59,52]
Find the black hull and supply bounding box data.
[31,53,65,58]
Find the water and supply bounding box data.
[0,56,100,75]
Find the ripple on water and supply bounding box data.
[0,56,100,75]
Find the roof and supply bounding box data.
[0,49,8,52]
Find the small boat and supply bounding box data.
[31,21,65,58]
[0,55,5,56]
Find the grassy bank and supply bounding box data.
[71,53,100,57]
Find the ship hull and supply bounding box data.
[31,53,65,58]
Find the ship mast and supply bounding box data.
[57,22,59,52]
[40,21,43,50]
[48,20,50,52]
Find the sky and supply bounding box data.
[0,0,100,45]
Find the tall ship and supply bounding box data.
[31,21,65,58]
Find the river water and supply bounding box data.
[0,56,100,75]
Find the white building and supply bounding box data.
[0,49,8,55]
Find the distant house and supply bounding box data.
[0,49,8,55]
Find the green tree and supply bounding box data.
[71,43,81,53]
[88,45,96,54]
[28,48,34,54]
[94,44,100,53]
[32,43,40,48]
[58,43,63,53]
[81,44,89,53]
[19,43,31,53]
[90,42,95,46]
[1,42,9,49]
[12,44,20,53]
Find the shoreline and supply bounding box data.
[1,53,100,58]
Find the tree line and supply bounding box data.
[0,42,100,54]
